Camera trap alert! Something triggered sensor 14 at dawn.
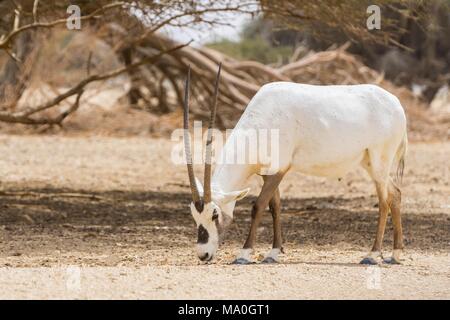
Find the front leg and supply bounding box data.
[232,172,286,265]
[262,187,283,264]
[232,204,262,264]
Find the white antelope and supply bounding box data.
[184,63,407,265]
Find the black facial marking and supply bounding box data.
[194,200,204,212]
[212,209,218,221]
[197,224,209,244]
[199,252,210,261]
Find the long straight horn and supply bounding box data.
[183,66,201,205]
[203,62,222,203]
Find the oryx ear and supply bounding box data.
[220,188,250,204]
[194,177,204,196]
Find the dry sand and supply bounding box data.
[0,135,449,299]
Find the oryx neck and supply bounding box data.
[212,163,254,193]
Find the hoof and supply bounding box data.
[231,258,253,265]
[359,257,379,265]
[383,257,401,265]
[261,257,278,264]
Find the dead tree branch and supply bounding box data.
[0,2,125,50]
[0,42,188,124]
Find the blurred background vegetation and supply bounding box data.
[206,19,296,65]
[0,0,448,140]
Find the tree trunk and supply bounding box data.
[0,31,35,108]
[121,46,144,106]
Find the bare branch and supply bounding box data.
[33,0,40,23]
[13,8,21,31]
[0,42,189,124]
[0,2,125,50]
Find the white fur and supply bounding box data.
[264,248,281,262]
[366,251,382,260]
[191,202,219,259]
[196,242,216,259]
[192,83,407,262]
[236,248,253,261]
[213,83,407,201]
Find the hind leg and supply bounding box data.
[360,179,390,264]
[360,147,395,265]
[384,179,403,264]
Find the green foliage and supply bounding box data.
[207,37,294,65]
[206,17,297,64]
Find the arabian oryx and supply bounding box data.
[183,63,407,265]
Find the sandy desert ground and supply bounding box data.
[0,135,449,299]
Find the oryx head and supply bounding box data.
[183,64,249,262]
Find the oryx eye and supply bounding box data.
[212,209,218,221]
